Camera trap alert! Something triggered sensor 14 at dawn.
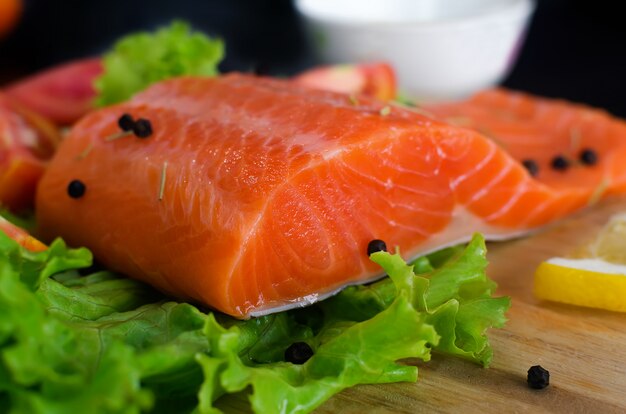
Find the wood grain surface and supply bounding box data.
[216,196,626,413]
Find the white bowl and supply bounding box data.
[294,0,535,102]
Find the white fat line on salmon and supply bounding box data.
[322,148,343,160]
[448,142,498,189]
[483,182,527,222]
[467,161,515,204]
[158,162,168,201]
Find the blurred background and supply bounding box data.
[1,0,624,115]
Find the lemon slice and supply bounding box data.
[534,213,626,312]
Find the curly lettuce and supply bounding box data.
[0,229,509,414]
[94,21,224,107]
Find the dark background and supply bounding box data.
[1,0,625,116]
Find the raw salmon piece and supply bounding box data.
[36,75,626,318]
[426,88,626,197]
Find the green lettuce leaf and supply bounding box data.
[0,234,91,292]
[0,226,508,414]
[371,234,511,366]
[0,233,153,414]
[317,235,510,366]
[197,295,437,414]
[94,21,224,106]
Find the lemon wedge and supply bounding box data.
[534,213,626,312]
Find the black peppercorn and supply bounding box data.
[284,342,314,365]
[367,239,387,256]
[67,180,86,198]
[579,148,598,166]
[551,155,570,171]
[133,118,153,138]
[527,365,550,389]
[117,113,135,131]
[522,159,539,176]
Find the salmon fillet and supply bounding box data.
[36,75,626,318]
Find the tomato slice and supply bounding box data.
[4,58,103,125]
[359,63,397,101]
[0,93,60,212]
[0,214,46,251]
[293,62,397,101]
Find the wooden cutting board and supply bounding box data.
[217,196,626,414]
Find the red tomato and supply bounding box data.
[0,93,60,212]
[0,215,46,251]
[293,62,397,101]
[4,58,103,125]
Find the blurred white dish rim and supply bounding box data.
[295,0,532,27]
[295,0,536,102]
